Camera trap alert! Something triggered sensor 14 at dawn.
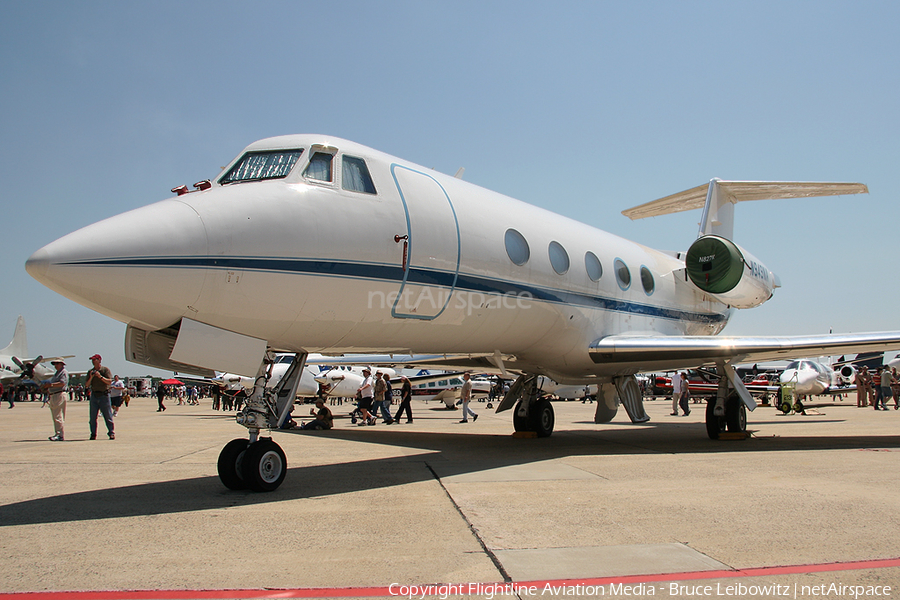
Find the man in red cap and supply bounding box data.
[86,354,114,440]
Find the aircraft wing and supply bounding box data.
[589,331,900,374]
[823,385,856,395]
[14,355,74,365]
[0,369,20,384]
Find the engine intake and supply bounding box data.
[685,235,777,309]
[838,364,857,385]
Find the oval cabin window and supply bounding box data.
[505,229,530,266]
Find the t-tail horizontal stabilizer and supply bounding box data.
[622,179,869,240]
[622,180,867,308]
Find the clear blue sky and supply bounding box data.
[2,1,898,377]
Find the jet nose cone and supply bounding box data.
[26,199,208,328]
[779,370,801,386]
[25,247,50,282]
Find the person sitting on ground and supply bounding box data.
[302,398,333,430]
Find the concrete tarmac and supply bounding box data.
[1,393,899,599]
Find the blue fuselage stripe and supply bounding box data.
[61,256,727,325]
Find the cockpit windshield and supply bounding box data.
[220,149,303,184]
[784,360,830,376]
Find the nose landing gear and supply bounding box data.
[217,352,307,492]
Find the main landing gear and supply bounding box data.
[705,392,747,439]
[499,374,555,437]
[498,373,652,436]
[217,351,307,492]
[705,364,751,440]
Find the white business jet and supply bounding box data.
[26,134,900,492]
[778,359,848,398]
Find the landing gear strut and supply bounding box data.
[217,351,307,492]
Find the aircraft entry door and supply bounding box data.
[390,164,460,320]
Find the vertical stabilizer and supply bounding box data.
[1,316,28,358]
[698,178,735,239]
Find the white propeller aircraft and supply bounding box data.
[0,315,69,386]
[214,353,319,395]
[313,367,364,398]
[26,134,900,492]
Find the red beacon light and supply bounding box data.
[194,179,212,191]
[171,185,189,196]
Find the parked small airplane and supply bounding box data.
[410,373,491,407]
[26,134,900,491]
[779,358,851,398]
[651,370,779,399]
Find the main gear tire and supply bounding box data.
[529,398,555,438]
[725,396,747,432]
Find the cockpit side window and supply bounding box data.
[220,149,303,184]
[342,155,377,194]
[812,362,829,376]
[304,152,334,182]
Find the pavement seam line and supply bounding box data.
[159,445,220,464]
[424,460,513,583]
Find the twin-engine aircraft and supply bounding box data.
[779,358,853,398]
[26,134,900,491]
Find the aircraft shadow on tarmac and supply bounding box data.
[2,424,899,528]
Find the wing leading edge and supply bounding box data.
[589,331,900,374]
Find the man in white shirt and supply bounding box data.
[671,372,683,416]
[110,375,126,417]
[458,373,478,423]
[356,367,376,426]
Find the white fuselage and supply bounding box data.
[26,135,731,384]
[779,359,840,396]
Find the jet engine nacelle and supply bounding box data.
[838,364,857,385]
[685,235,777,309]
